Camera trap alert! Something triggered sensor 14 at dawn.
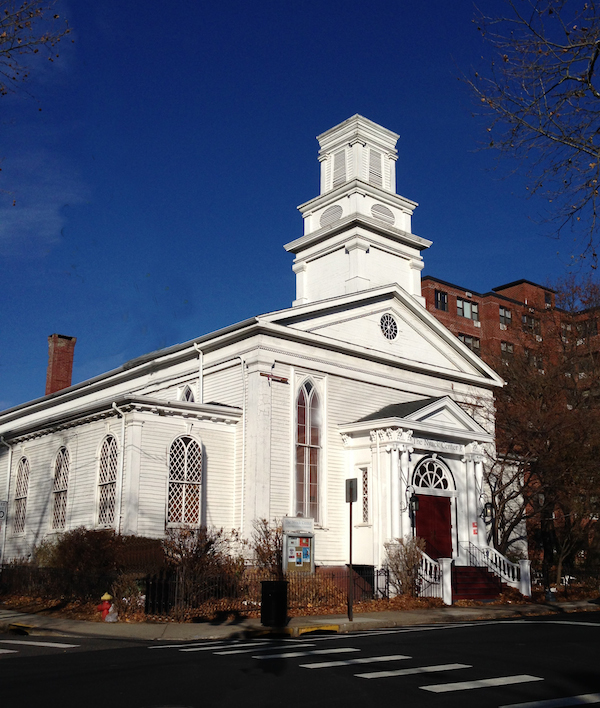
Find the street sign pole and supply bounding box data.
[345,479,357,622]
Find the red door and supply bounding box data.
[415,495,452,559]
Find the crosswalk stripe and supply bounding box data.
[356,663,471,680]
[216,643,316,655]
[149,638,292,650]
[422,674,544,693]
[499,693,600,708]
[0,640,80,648]
[300,654,411,669]
[254,647,359,660]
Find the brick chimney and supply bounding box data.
[45,334,77,395]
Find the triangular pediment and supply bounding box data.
[341,395,492,443]
[260,285,503,387]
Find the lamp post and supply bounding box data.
[409,493,419,534]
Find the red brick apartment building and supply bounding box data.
[421,276,558,366]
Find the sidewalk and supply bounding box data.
[1,599,598,642]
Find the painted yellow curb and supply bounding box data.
[296,624,340,636]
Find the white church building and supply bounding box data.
[0,116,528,597]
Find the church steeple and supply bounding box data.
[317,114,398,194]
[285,115,431,307]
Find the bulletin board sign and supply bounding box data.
[282,517,314,573]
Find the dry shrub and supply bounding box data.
[111,573,146,621]
[386,535,426,597]
[250,519,283,578]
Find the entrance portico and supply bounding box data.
[339,396,494,568]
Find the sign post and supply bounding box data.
[345,478,357,622]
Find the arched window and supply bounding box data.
[168,436,202,524]
[181,386,195,402]
[412,457,453,491]
[98,436,118,526]
[52,447,70,530]
[295,381,320,520]
[13,457,30,534]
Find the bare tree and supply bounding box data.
[487,276,600,585]
[468,1,600,257]
[0,0,70,98]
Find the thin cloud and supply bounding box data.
[0,150,88,257]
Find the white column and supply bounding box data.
[474,455,486,544]
[389,443,400,541]
[121,415,143,535]
[439,558,453,605]
[398,431,413,539]
[345,237,370,294]
[464,452,478,548]
[519,559,532,597]
[292,262,308,306]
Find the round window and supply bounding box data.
[380,313,398,340]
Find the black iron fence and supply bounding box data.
[0,564,116,600]
[143,566,389,617]
[0,563,389,617]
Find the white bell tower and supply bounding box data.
[285,115,431,306]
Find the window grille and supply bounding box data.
[168,436,202,525]
[413,458,452,490]
[296,381,320,521]
[361,467,369,523]
[380,313,398,340]
[182,386,195,402]
[52,447,70,530]
[13,457,30,534]
[98,436,118,526]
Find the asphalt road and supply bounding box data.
[0,613,598,708]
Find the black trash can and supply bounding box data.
[261,580,288,627]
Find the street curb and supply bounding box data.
[1,600,598,641]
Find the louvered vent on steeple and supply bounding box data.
[320,205,343,227]
[369,149,383,187]
[332,150,346,188]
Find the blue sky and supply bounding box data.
[0,0,580,408]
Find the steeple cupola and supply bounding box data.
[285,115,431,307]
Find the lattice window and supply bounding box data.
[413,458,452,491]
[295,381,320,521]
[361,467,369,523]
[168,436,202,525]
[98,436,118,526]
[52,447,70,530]
[13,457,30,534]
[181,386,195,402]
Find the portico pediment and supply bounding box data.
[339,395,493,444]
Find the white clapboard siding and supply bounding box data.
[203,362,243,407]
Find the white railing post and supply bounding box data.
[519,559,532,597]
[439,558,453,606]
